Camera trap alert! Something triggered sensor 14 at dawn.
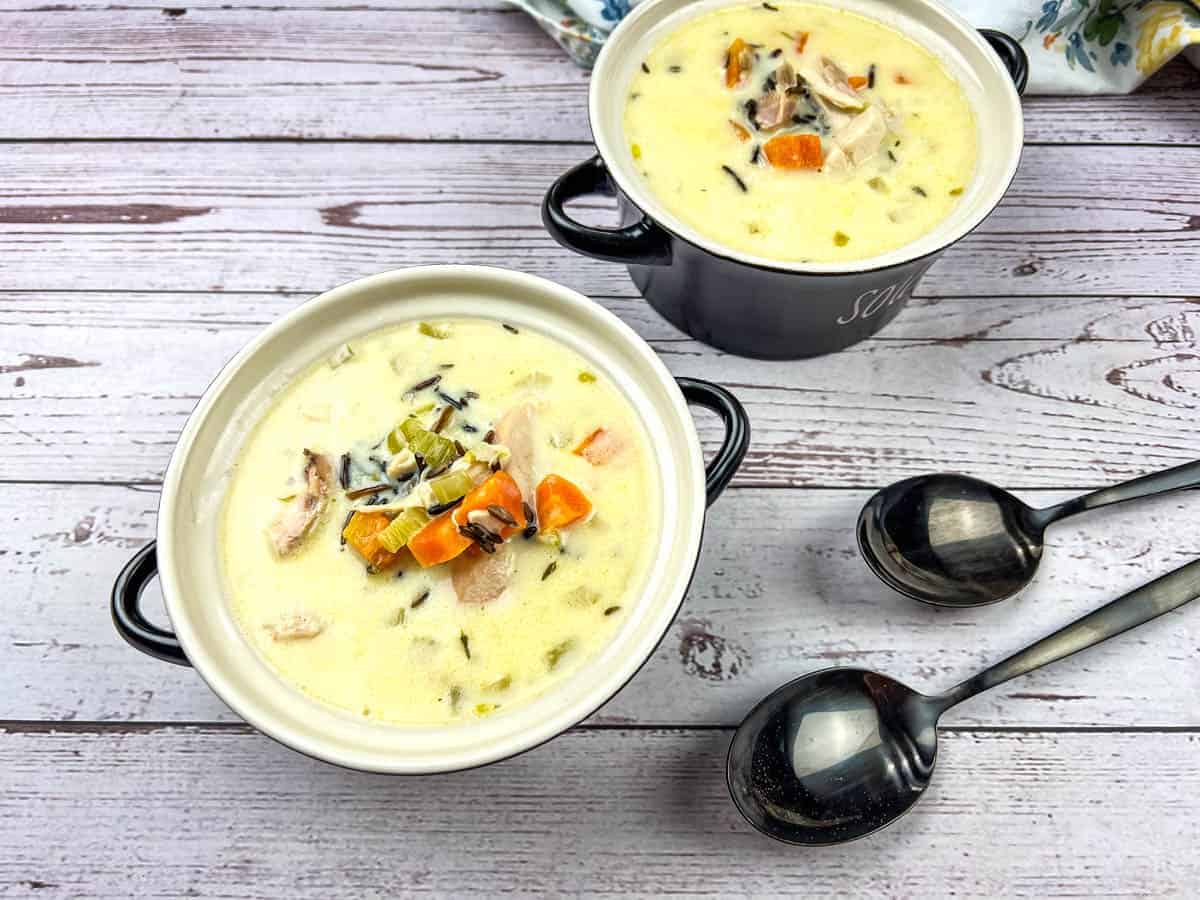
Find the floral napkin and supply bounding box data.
[509,0,1200,93]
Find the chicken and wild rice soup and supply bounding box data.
[623,1,979,262]
[221,319,659,726]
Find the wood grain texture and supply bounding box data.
[0,142,1196,298]
[7,482,1198,726]
[0,5,1196,143]
[3,292,1197,486]
[2,726,1198,897]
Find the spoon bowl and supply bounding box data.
[858,462,1200,607]
[858,473,1046,607]
[727,668,943,845]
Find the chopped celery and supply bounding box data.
[578,371,597,383]
[545,638,575,670]
[428,471,474,506]
[386,426,407,454]
[376,508,430,553]
[566,586,600,608]
[419,322,451,339]
[474,703,498,716]
[484,675,512,692]
[400,417,457,470]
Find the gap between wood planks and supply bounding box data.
[0,137,1188,149]
[2,720,1198,734]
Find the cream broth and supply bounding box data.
[221,319,658,726]
[623,2,978,262]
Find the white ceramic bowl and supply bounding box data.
[111,266,749,773]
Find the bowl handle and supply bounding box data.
[979,29,1029,94]
[111,541,191,666]
[677,378,751,507]
[542,155,672,265]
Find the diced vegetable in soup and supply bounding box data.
[221,319,658,726]
[623,1,978,262]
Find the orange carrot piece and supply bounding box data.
[895,72,912,84]
[536,475,593,533]
[342,511,406,571]
[730,119,751,142]
[408,471,527,568]
[408,509,470,568]
[796,32,810,53]
[454,470,526,538]
[763,133,824,170]
[725,38,749,88]
[573,427,624,465]
[848,75,869,90]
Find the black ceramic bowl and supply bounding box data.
[543,0,1028,360]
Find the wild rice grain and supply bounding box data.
[460,631,471,659]
[339,453,351,489]
[411,589,430,609]
[542,561,558,581]
[722,165,748,193]
[487,504,518,526]
[502,323,519,334]
[604,606,621,616]
[641,62,650,74]
[345,483,389,500]
[437,390,464,410]
[408,374,442,394]
[431,405,454,433]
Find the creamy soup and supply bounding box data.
[221,319,658,726]
[623,1,978,262]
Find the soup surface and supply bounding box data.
[221,319,658,726]
[623,1,978,262]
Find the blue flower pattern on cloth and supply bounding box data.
[600,0,630,23]
[507,0,1200,93]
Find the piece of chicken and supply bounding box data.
[451,545,516,605]
[827,103,890,167]
[494,404,537,498]
[801,56,866,111]
[753,62,800,132]
[269,450,332,556]
[264,612,326,641]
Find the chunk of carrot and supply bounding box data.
[848,75,869,90]
[536,475,592,533]
[763,133,824,170]
[795,32,810,53]
[342,511,406,571]
[730,119,751,142]
[573,427,624,465]
[408,471,527,568]
[407,508,469,568]
[725,38,750,88]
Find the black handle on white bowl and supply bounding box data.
[112,541,190,666]
[979,29,1029,94]
[542,155,673,266]
[677,378,751,506]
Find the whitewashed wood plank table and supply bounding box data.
[2,4,1199,896]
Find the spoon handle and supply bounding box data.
[1041,460,1200,526]
[943,557,1200,706]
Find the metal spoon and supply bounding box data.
[857,461,1200,607]
[727,557,1200,846]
